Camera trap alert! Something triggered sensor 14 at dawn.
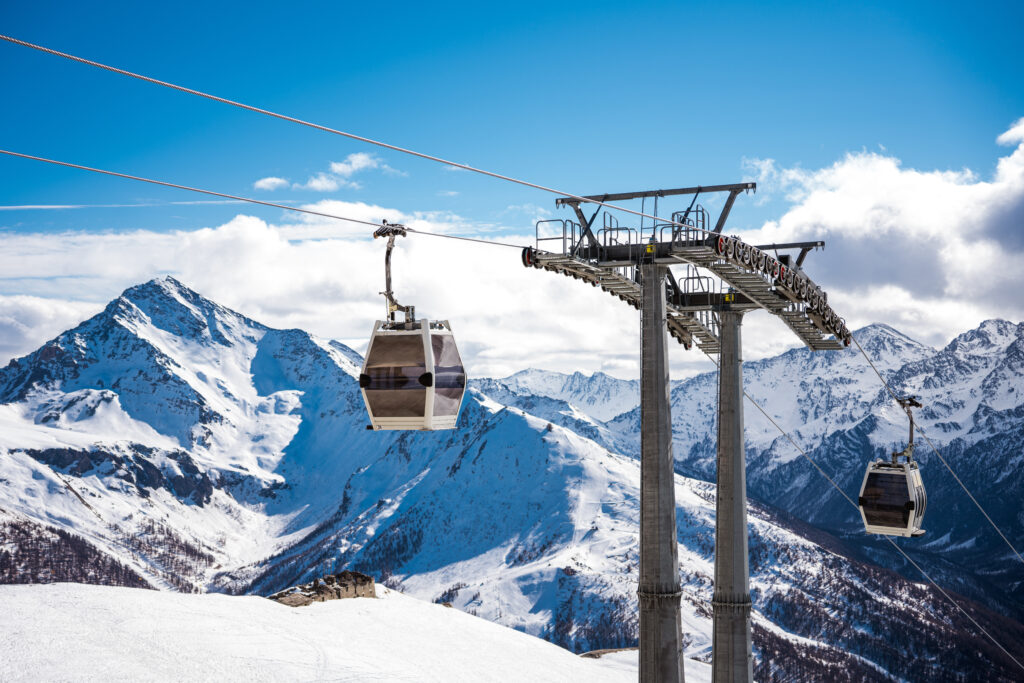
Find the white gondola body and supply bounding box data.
[359,319,466,431]
[857,460,927,537]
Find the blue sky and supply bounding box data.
[2,1,1021,232]
[1,1,1023,376]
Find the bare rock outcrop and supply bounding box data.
[269,571,375,607]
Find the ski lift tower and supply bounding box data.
[522,183,850,682]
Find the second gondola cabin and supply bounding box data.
[359,319,466,430]
[858,459,927,537]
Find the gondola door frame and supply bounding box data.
[421,320,437,430]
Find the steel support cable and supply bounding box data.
[12,32,1014,650]
[849,333,1024,568]
[0,149,525,249]
[0,33,732,237]
[699,349,1024,672]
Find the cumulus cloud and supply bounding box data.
[253,177,289,191]
[286,199,482,239]
[0,212,655,377]
[329,152,382,177]
[3,120,1023,377]
[298,172,353,192]
[292,153,403,192]
[736,118,1024,348]
[996,117,1024,146]
[0,296,102,363]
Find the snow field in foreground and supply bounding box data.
[0,583,708,682]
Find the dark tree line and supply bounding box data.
[120,519,215,593]
[0,519,150,588]
[752,623,889,682]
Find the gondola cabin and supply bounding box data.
[858,460,927,537]
[359,319,466,430]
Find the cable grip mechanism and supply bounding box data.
[892,396,923,464]
[374,220,414,325]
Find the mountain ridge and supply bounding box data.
[1,276,1022,679]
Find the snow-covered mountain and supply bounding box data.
[597,321,1024,615]
[1,277,1022,680]
[474,369,642,422]
[0,277,376,592]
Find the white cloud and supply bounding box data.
[734,118,1024,348]
[996,116,1024,146]
[0,295,102,362]
[504,203,551,217]
[329,153,380,178]
[502,203,552,229]
[287,199,479,238]
[740,157,787,206]
[0,213,656,377]
[296,172,351,192]
[3,119,1023,377]
[437,190,459,197]
[291,153,404,192]
[253,177,289,191]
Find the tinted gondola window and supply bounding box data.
[364,335,427,417]
[862,472,911,528]
[431,333,466,416]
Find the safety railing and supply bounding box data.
[680,264,714,295]
[598,226,637,248]
[535,219,579,255]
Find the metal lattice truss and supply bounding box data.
[521,250,723,352]
[522,184,851,355]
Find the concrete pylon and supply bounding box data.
[712,308,753,682]
[638,262,685,682]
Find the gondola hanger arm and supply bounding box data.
[374,221,414,324]
[893,396,922,463]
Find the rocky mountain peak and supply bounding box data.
[111,276,265,348]
[852,322,932,358]
[944,319,1022,356]
[492,368,639,422]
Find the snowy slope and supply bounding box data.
[0,583,665,683]
[0,277,379,591]
[475,369,642,422]
[1,278,1023,680]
